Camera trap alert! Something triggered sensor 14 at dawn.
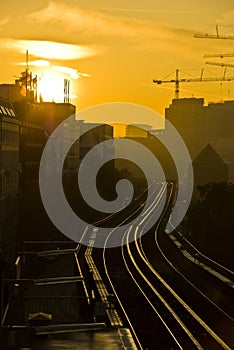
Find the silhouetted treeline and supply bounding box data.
[182,182,234,270]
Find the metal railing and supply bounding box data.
[6,295,89,325]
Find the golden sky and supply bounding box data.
[0,0,234,120]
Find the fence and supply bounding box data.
[6,295,90,325]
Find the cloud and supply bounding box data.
[52,66,90,79]
[0,38,107,60]
[16,60,51,67]
[14,59,89,81]
[103,8,207,14]
[28,1,193,42]
[26,2,226,63]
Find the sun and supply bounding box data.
[37,70,65,102]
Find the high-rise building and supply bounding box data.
[0,99,20,272]
[165,98,234,182]
[165,98,208,159]
[11,100,76,242]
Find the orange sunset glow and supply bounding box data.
[1,3,234,349]
[0,1,234,115]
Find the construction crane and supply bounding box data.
[153,69,234,99]
[206,61,234,69]
[194,25,234,39]
[204,53,234,58]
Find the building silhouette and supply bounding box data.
[115,124,175,188]
[165,98,234,183]
[0,74,77,242]
[0,99,20,274]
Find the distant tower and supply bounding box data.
[64,79,70,103]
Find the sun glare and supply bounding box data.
[35,65,85,103]
[53,66,79,79]
[37,70,66,102]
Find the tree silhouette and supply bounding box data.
[183,182,234,269]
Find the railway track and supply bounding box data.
[97,182,234,349]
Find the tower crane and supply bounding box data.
[206,61,234,69]
[153,69,234,99]
[194,25,234,39]
[204,53,234,58]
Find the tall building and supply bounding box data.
[125,124,152,138]
[39,102,76,136]
[165,98,234,182]
[61,121,116,223]
[0,74,116,239]
[12,100,76,242]
[0,99,20,272]
[165,98,208,159]
[77,121,113,161]
[13,102,47,192]
[205,101,234,182]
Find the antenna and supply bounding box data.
[25,50,29,101]
[64,79,70,103]
[26,50,29,70]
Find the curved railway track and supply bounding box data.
[99,183,234,350]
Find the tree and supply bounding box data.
[183,182,234,269]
